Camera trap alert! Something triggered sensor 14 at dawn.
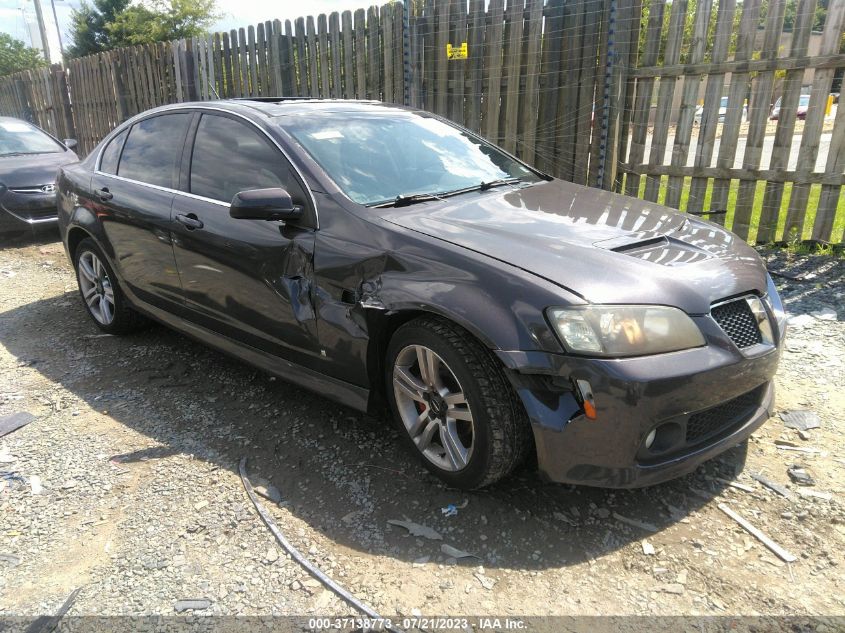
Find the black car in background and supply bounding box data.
[57,99,785,489]
[0,117,78,235]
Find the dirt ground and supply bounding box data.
[0,232,843,630]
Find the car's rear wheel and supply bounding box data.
[74,238,146,334]
[386,316,532,489]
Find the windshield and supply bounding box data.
[0,120,63,156]
[281,110,541,206]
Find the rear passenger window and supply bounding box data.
[99,129,127,174]
[118,114,191,188]
[189,114,306,204]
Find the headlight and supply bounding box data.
[547,305,706,357]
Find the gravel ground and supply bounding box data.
[0,233,843,627]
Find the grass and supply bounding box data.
[625,175,845,247]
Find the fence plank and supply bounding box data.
[534,0,564,173]
[354,9,367,100]
[664,0,713,210]
[367,6,381,100]
[573,0,602,185]
[518,0,543,165]
[500,0,523,155]
[757,0,817,241]
[318,14,331,98]
[342,11,355,98]
[624,0,664,196]
[643,0,687,201]
[687,0,736,214]
[482,0,504,143]
[787,1,845,240]
[295,18,308,96]
[709,0,761,221]
[555,0,584,182]
[329,12,343,98]
[464,0,486,134]
[732,0,787,240]
[815,89,845,242]
[256,23,267,96]
[383,3,395,104]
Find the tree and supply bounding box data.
[0,33,47,76]
[67,0,217,58]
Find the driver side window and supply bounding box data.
[189,114,308,208]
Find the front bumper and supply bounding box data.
[0,189,59,232]
[499,341,780,488]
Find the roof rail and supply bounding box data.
[230,97,318,103]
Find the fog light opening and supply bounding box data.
[574,379,597,420]
[644,428,657,449]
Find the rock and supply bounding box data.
[29,475,43,495]
[810,306,837,321]
[787,465,815,486]
[475,573,496,590]
[174,598,211,612]
[254,484,282,504]
[779,410,821,431]
[194,500,209,511]
[595,508,610,519]
[786,314,815,327]
[641,540,655,556]
[656,583,685,595]
[61,479,77,489]
[0,553,21,566]
[265,547,279,563]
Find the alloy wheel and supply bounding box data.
[77,251,115,325]
[392,344,475,472]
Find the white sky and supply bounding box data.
[0,0,378,64]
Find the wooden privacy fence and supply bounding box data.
[619,0,845,244]
[1,0,844,244]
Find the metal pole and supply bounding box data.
[402,0,411,106]
[596,0,617,190]
[32,0,52,62]
[50,0,64,57]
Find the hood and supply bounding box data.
[378,179,767,315]
[0,151,79,189]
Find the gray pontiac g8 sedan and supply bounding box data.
[56,99,785,489]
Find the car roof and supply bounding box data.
[180,98,414,118]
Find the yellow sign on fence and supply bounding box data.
[447,42,468,60]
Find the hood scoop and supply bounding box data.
[594,229,713,267]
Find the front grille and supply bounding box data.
[685,386,764,443]
[711,298,762,349]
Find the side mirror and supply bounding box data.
[63,138,78,150]
[229,188,303,222]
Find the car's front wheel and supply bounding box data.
[386,316,532,489]
[74,237,146,334]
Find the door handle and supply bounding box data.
[176,213,204,230]
[96,187,113,201]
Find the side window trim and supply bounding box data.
[97,128,128,173]
[92,105,320,228]
[116,113,192,189]
[186,112,310,207]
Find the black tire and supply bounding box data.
[386,315,532,489]
[73,237,147,334]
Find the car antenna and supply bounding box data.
[209,82,220,99]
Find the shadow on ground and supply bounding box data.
[1,264,746,572]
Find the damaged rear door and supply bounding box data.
[170,112,319,364]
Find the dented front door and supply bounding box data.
[170,193,319,364]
